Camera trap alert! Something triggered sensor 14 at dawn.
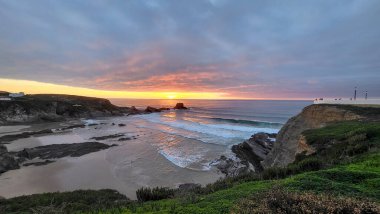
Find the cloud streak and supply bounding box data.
[0,0,379,99]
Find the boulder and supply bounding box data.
[213,155,251,177]
[145,106,161,113]
[0,145,20,174]
[173,103,188,110]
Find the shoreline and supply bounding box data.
[0,117,223,199]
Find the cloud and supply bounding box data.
[0,0,379,98]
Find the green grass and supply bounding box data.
[284,153,380,200]
[302,121,380,145]
[94,150,379,213]
[2,121,380,213]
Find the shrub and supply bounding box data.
[231,187,380,214]
[136,187,175,202]
[0,189,130,213]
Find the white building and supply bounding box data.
[9,92,25,98]
[314,98,380,105]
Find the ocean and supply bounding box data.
[0,99,312,198]
[110,99,311,170]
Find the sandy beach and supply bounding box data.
[0,117,222,199]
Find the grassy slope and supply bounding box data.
[100,121,380,214]
[1,121,379,213]
[109,153,379,214]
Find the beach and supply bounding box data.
[0,118,222,199]
[0,100,309,199]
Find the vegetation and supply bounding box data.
[136,187,175,202]
[0,189,130,214]
[1,121,379,213]
[231,187,379,214]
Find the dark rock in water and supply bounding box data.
[145,106,161,113]
[17,142,115,159]
[173,103,188,109]
[118,137,132,141]
[90,133,125,140]
[112,123,115,125]
[126,106,142,115]
[0,129,53,144]
[58,124,86,131]
[213,155,250,177]
[231,132,276,173]
[0,145,19,174]
[159,107,170,111]
[23,160,55,167]
[118,123,126,127]
[215,132,276,176]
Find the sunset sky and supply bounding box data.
[0,0,379,99]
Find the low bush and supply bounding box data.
[136,187,175,202]
[0,189,130,214]
[231,187,380,214]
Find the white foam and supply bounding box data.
[135,114,279,141]
[82,119,100,126]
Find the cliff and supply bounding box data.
[0,94,131,124]
[262,104,380,168]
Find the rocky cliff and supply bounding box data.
[261,104,380,168]
[0,94,132,124]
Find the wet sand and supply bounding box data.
[0,118,222,199]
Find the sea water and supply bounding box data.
[110,99,311,171]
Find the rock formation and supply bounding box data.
[173,103,188,109]
[0,145,20,174]
[0,94,135,124]
[215,132,276,176]
[262,104,365,168]
[17,142,115,159]
[145,106,161,113]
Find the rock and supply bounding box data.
[90,133,125,140]
[118,123,126,127]
[0,129,53,144]
[23,160,55,167]
[0,145,19,174]
[118,137,132,141]
[262,104,365,168]
[213,155,251,177]
[145,106,161,113]
[126,106,142,115]
[0,94,127,125]
[217,132,276,176]
[173,103,188,110]
[17,142,115,159]
[159,108,170,111]
[57,124,86,131]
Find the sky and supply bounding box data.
[0,0,379,100]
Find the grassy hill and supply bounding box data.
[1,120,379,213]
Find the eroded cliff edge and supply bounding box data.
[262,104,380,168]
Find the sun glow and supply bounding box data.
[0,78,228,100]
[166,93,178,99]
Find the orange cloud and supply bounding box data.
[0,78,228,99]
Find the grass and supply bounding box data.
[1,121,379,213]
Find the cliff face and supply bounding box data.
[0,94,130,124]
[261,104,363,168]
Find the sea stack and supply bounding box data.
[174,103,188,110]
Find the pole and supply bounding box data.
[354,87,357,100]
[365,91,368,100]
